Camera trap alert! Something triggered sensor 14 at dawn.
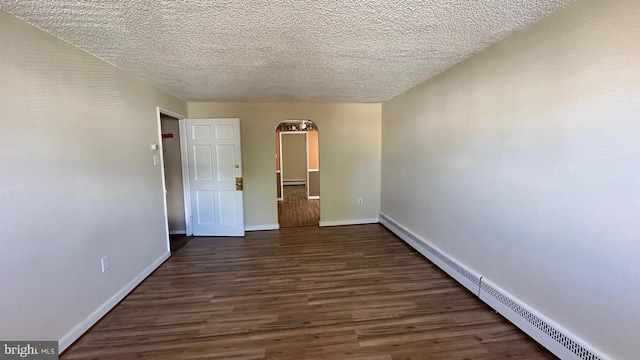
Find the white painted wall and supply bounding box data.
[188,103,382,228]
[0,10,186,349]
[380,1,640,359]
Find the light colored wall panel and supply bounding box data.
[380,1,640,358]
[187,103,381,226]
[309,171,320,197]
[281,133,307,182]
[0,10,186,347]
[308,130,319,169]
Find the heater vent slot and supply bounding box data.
[380,213,608,360]
[421,241,480,286]
[481,282,602,360]
[380,213,480,287]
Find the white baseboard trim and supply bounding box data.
[479,278,610,360]
[379,213,480,294]
[283,181,306,185]
[245,224,280,231]
[379,212,610,360]
[308,196,320,200]
[319,218,379,227]
[169,229,186,235]
[59,251,170,352]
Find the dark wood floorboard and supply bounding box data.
[278,185,320,228]
[61,224,556,360]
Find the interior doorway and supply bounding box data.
[276,120,320,227]
[158,110,190,253]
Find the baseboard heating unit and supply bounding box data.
[379,212,609,360]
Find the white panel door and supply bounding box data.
[186,118,244,236]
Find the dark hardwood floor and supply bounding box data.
[278,185,320,228]
[61,224,555,360]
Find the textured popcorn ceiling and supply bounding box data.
[0,0,573,102]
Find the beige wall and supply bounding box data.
[307,130,321,197]
[381,1,640,358]
[160,115,186,232]
[188,103,381,227]
[281,133,307,182]
[307,130,319,169]
[0,10,187,348]
[308,171,320,197]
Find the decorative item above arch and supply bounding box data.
[276,119,318,132]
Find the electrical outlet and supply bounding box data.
[101,256,109,272]
[358,198,363,206]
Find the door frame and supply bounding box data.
[158,111,248,239]
[156,107,192,253]
[178,118,192,236]
[278,131,308,201]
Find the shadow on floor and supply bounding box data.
[170,234,191,254]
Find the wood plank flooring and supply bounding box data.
[278,185,320,228]
[61,225,556,360]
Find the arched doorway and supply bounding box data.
[275,120,320,227]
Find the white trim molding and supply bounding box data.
[379,213,480,294]
[283,180,306,185]
[319,218,379,227]
[479,278,610,360]
[59,251,170,351]
[379,212,611,360]
[245,224,280,231]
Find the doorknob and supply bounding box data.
[236,177,243,191]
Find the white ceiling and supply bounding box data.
[0,0,573,103]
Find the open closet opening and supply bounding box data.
[276,120,320,228]
[158,110,190,253]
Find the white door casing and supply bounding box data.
[185,118,244,236]
[279,131,308,201]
